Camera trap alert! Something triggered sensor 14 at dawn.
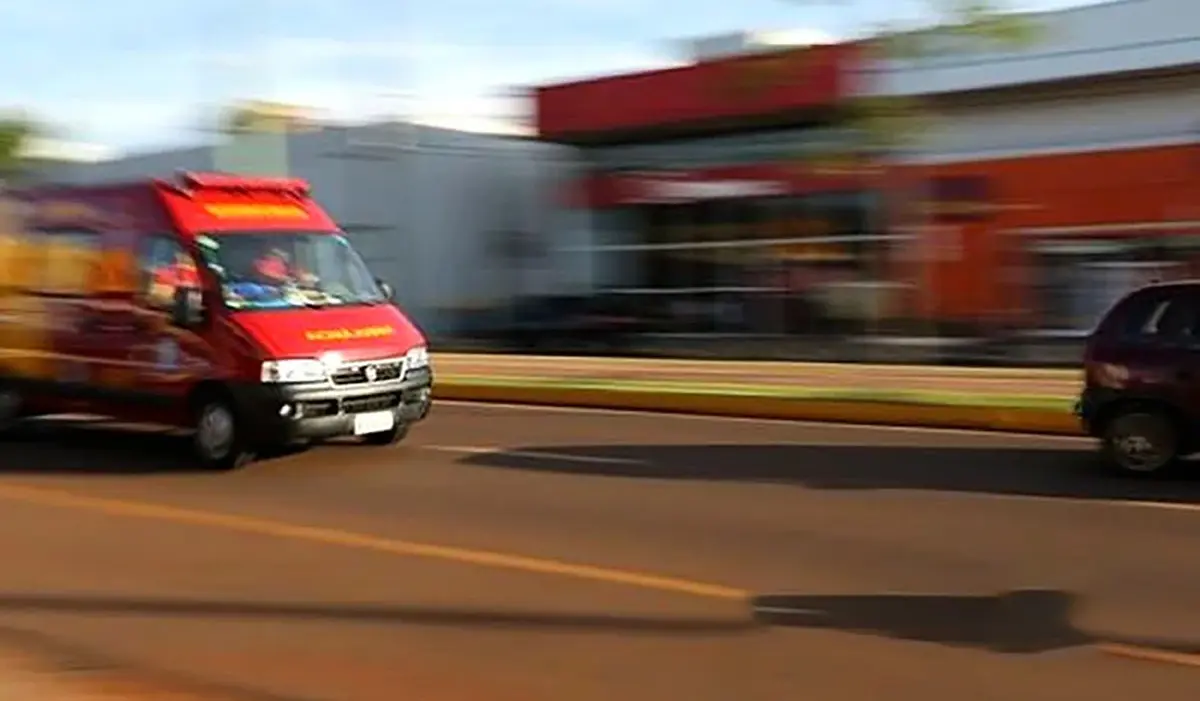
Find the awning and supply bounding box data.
[1010,220,1200,238]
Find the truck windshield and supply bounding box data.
[195,231,387,310]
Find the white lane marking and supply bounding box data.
[437,400,1093,444]
[752,606,823,616]
[428,445,646,466]
[1100,643,1200,668]
[938,491,1200,515]
[1079,498,1200,514]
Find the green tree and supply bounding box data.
[798,0,1043,150]
[788,1,1042,333]
[212,100,325,177]
[0,113,42,178]
[218,100,316,135]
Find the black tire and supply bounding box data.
[361,422,410,446]
[191,394,255,471]
[1099,407,1181,476]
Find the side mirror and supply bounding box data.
[377,279,394,301]
[172,286,205,328]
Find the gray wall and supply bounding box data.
[861,0,1200,98]
[33,123,593,336]
[906,72,1200,164]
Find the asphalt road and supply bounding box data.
[1,403,1199,699]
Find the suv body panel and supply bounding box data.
[1078,282,1200,454]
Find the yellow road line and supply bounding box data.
[0,483,748,602]
[1098,643,1200,668]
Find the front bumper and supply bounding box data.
[230,366,433,445]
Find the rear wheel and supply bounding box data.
[191,395,255,471]
[361,422,410,447]
[1100,408,1180,476]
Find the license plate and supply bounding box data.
[353,410,394,435]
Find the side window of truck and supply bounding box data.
[137,236,198,312]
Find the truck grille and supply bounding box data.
[298,393,403,417]
[298,400,339,418]
[342,392,402,414]
[330,359,405,385]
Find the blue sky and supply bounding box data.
[2,0,1098,154]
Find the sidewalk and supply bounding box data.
[434,354,1082,397]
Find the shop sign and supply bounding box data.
[718,50,807,99]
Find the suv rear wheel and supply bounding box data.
[1100,408,1181,476]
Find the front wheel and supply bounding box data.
[361,422,410,446]
[192,396,256,471]
[1100,408,1180,476]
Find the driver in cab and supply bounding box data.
[254,247,317,287]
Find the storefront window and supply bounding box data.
[1028,235,1200,332]
[605,189,895,335]
[591,127,861,171]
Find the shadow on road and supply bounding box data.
[754,588,1200,656]
[3,591,1198,657]
[457,443,1200,504]
[0,422,191,474]
[755,588,1089,653]
[0,421,315,474]
[0,593,752,636]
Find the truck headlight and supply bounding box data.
[260,359,327,384]
[405,345,429,369]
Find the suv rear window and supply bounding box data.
[1096,287,1200,342]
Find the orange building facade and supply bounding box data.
[535,1,1200,336]
[893,141,1200,329]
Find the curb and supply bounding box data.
[433,353,1081,380]
[434,381,1083,436]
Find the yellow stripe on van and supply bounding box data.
[204,203,308,219]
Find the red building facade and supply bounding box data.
[534,42,899,336]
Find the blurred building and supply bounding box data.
[869,0,1200,337]
[534,0,1200,340]
[36,122,585,336]
[536,36,875,339]
[34,0,1200,352]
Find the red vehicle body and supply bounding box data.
[1076,280,1200,475]
[0,172,433,469]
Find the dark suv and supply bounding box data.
[1077,281,1200,475]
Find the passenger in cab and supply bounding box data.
[148,250,200,307]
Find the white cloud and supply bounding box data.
[20,137,116,162]
[201,37,461,70]
[754,27,839,46]
[24,97,206,154]
[191,39,682,138]
[30,27,843,152]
